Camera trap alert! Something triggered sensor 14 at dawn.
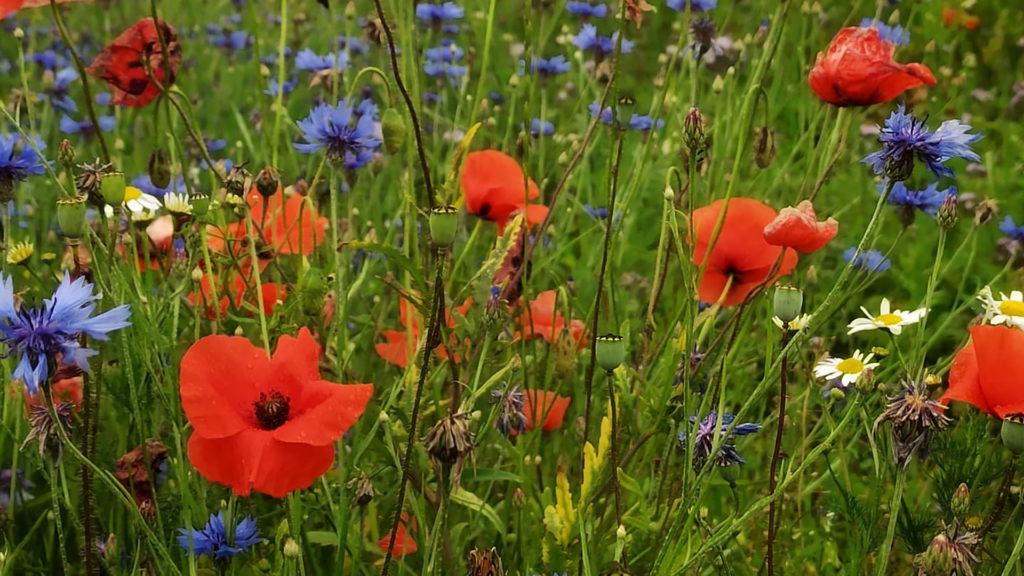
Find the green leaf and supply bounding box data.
[450,488,503,533]
[341,241,426,290]
[305,531,339,547]
[463,468,522,484]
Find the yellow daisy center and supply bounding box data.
[998,301,1024,318]
[873,313,903,326]
[835,358,864,375]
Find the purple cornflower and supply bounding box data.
[48,67,78,114]
[177,512,261,560]
[294,99,381,169]
[295,47,348,72]
[0,273,131,395]
[588,101,664,131]
[264,77,297,97]
[666,0,716,11]
[999,216,1024,241]
[522,55,572,76]
[859,18,909,46]
[530,118,555,137]
[573,24,633,57]
[679,411,760,468]
[208,29,252,52]
[337,36,369,55]
[416,2,464,23]
[491,384,528,437]
[424,42,468,81]
[862,104,982,181]
[843,247,891,274]
[59,114,115,136]
[0,134,47,198]
[30,50,66,71]
[566,1,608,17]
[883,181,954,220]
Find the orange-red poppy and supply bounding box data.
[690,198,798,307]
[187,268,286,319]
[808,27,936,107]
[524,390,570,432]
[942,7,980,30]
[460,150,549,235]
[1,0,91,19]
[87,18,182,108]
[377,514,418,557]
[518,290,586,347]
[24,365,82,410]
[375,296,473,368]
[763,200,838,254]
[180,328,373,497]
[207,186,328,258]
[943,326,1024,419]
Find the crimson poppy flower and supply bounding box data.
[87,19,182,108]
[808,27,936,107]
[377,514,418,557]
[690,198,798,307]
[461,150,549,235]
[518,290,586,347]
[0,0,91,19]
[524,390,570,432]
[763,200,838,254]
[943,325,1024,419]
[207,186,328,258]
[375,296,473,368]
[181,328,372,497]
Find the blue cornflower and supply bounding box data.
[679,411,760,468]
[49,67,78,114]
[294,48,348,72]
[425,41,465,63]
[859,18,909,46]
[0,273,131,395]
[294,99,382,169]
[30,50,66,71]
[59,114,116,136]
[131,174,186,197]
[882,181,954,220]
[259,47,293,67]
[95,92,112,107]
[416,2,464,23]
[843,247,892,274]
[177,512,261,560]
[573,24,633,56]
[530,118,555,137]
[862,104,982,181]
[264,77,297,97]
[666,0,716,11]
[424,43,468,82]
[337,36,369,55]
[588,101,663,131]
[566,1,608,17]
[204,137,227,154]
[999,216,1024,241]
[0,134,47,197]
[521,55,572,76]
[209,29,252,52]
[491,384,528,437]
[583,204,623,226]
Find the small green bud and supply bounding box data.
[828,386,846,403]
[255,166,280,198]
[937,193,959,230]
[429,206,459,248]
[56,195,89,240]
[1000,415,1024,456]
[57,139,76,169]
[773,285,803,325]
[147,148,172,189]
[951,483,970,519]
[595,334,626,372]
[753,126,776,169]
[283,538,301,559]
[100,171,126,206]
[381,108,406,155]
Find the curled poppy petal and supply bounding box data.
[942,338,993,416]
[524,390,571,431]
[375,330,414,369]
[763,200,838,254]
[518,290,587,347]
[87,19,182,108]
[461,150,546,235]
[377,515,418,556]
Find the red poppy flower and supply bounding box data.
[208,186,328,258]
[524,390,571,432]
[461,150,549,235]
[24,365,82,409]
[180,328,373,497]
[375,296,473,368]
[942,7,980,30]
[187,267,287,319]
[0,0,91,19]
[377,514,418,557]
[808,27,936,107]
[763,200,838,254]
[942,326,1024,419]
[87,18,182,108]
[690,198,798,307]
[518,290,587,347]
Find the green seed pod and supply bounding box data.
[1000,415,1024,456]
[596,334,626,372]
[381,108,406,155]
[147,148,172,189]
[773,285,803,325]
[429,206,459,248]
[56,195,89,240]
[191,193,211,218]
[615,95,636,127]
[100,171,126,206]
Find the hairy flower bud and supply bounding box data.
[147,148,172,190]
[951,483,970,520]
[57,139,76,169]
[937,193,958,230]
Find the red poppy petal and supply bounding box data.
[378,522,418,556]
[970,326,1024,418]
[376,330,413,368]
[251,439,336,498]
[763,201,838,254]
[187,431,269,496]
[1,0,92,19]
[942,339,993,416]
[180,335,270,437]
[275,381,373,445]
[523,204,550,228]
[692,198,782,273]
[524,390,570,431]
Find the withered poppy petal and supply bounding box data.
[275,381,373,445]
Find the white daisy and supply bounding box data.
[772,313,811,331]
[813,350,879,386]
[104,185,162,222]
[846,298,926,335]
[163,191,192,215]
[978,286,1024,330]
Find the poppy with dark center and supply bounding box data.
[87,18,182,108]
[207,184,328,258]
[517,290,586,347]
[763,200,839,254]
[0,0,91,19]
[460,150,549,235]
[180,328,372,497]
[943,325,1024,419]
[375,295,474,368]
[690,198,798,307]
[808,26,935,107]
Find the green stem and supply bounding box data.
[914,227,946,378]
[1001,484,1024,576]
[874,467,908,576]
[271,0,289,167]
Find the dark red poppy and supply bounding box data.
[207,185,328,258]
[763,200,838,254]
[808,27,936,107]
[377,514,418,557]
[461,150,549,235]
[0,0,91,19]
[87,18,182,108]
[180,328,373,497]
[690,198,798,307]
[524,390,571,432]
[375,296,473,369]
[943,325,1024,419]
[517,290,586,348]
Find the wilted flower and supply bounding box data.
[492,384,528,437]
[22,401,74,459]
[874,382,951,469]
[422,412,474,486]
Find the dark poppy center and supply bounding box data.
[253,390,291,430]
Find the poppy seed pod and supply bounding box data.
[56,195,89,240]
[255,166,281,198]
[100,171,126,206]
[615,95,636,127]
[147,148,172,189]
[1000,415,1024,456]
[381,108,406,155]
[190,193,211,218]
[773,286,803,324]
[429,206,459,248]
[596,334,626,372]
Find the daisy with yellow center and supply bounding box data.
[813,350,879,386]
[846,298,926,335]
[978,286,1024,330]
[772,313,811,331]
[104,185,162,222]
[6,240,34,266]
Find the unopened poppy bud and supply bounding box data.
[255,166,280,198]
[147,148,172,189]
[937,193,958,230]
[773,285,803,324]
[283,538,301,558]
[381,108,406,155]
[225,165,252,197]
[753,127,776,169]
[951,483,970,519]
[100,171,126,206]
[57,139,76,169]
[1001,414,1024,456]
[56,195,89,240]
[429,206,459,248]
[596,334,626,372]
[615,95,636,127]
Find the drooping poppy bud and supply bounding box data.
[381,108,406,155]
[147,148,172,189]
[753,126,776,169]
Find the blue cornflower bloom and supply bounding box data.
[859,18,909,46]
[294,99,382,169]
[416,2,464,22]
[666,0,716,11]
[337,36,369,55]
[882,181,954,219]
[1,134,47,197]
[204,137,227,154]
[491,384,528,437]
[566,1,608,17]
[209,30,252,52]
[843,247,892,274]
[424,42,468,82]
[583,204,622,226]
[131,174,186,197]
[95,92,112,107]
[177,512,261,560]
[521,55,572,76]
[425,41,465,63]
[49,67,78,114]
[0,273,131,395]
[862,104,982,181]
[294,48,348,72]
[259,47,292,67]
[999,216,1024,241]
[530,118,555,137]
[59,114,116,136]
[30,50,66,71]
[588,101,663,131]
[264,77,297,97]
[573,24,634,56]
[679,411,760,468]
